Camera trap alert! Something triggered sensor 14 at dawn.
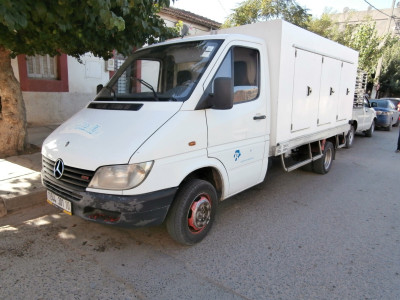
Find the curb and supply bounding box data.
[0,189,47,217]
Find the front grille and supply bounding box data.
[42,156,95,200]
[43,178,83,202]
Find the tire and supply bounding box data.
[365,120,374,137]
[313,141,334,175]
[394,118,400,127]
[166,179,218,245]
[345,125,355,148]
[385,122,392,131]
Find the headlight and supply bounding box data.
[88,161,153,190]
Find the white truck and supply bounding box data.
[42,20,358,245]
[346,70,376,148]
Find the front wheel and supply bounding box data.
[166,179,218,245]
[365,120,374,137]
[385,122,392,131]
[313,141,334,175]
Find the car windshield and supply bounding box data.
[95,40,223,102]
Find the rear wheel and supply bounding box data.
[345,125,355,148]
[313,141,334,175]
[166,179,218,245]
[365,120,374,137]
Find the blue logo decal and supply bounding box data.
[234,150,241,161]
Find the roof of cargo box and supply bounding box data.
[212,19,359,65]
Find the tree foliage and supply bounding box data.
[222,0,310,28]
[0,0,177,59]
[307,15,391,86]
[379,37,400,96]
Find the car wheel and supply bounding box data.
[394,118,400,127]
[385,122,392,131]
[313,141,334,175]
[365,120,374,137]
[345,125,355,148]
[166,179,218,245]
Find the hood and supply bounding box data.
[42,102,182,170]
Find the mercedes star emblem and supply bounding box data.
[54,159,65,180]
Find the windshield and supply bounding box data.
[96,40,223,102]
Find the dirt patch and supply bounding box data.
[0,144,41,159]
[18,144,41,155]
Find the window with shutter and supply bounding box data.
[17,54,69,92]
[26,55,58,79]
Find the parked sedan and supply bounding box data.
[370,99,400,131]
[384,98,400,112]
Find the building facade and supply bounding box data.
[332,6,400,37]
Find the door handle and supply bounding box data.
[253,115,266,120]
[307,86,312,96]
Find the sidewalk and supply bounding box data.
[0,125,58,217]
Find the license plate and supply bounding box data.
[47,191,72,215]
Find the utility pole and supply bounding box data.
[371,0,396,98]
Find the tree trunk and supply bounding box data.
[0,45,27,158]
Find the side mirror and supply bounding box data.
[96,84,103,94]
[195,77,233,110]
[212,77,233,110]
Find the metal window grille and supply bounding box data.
[115,59,127,93]
[395,21,400,36]
[26,55,58,79]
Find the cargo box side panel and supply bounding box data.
[274,20,358,147]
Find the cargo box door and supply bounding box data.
[291,49,322,132]
[337,62,355,121]
[318,57,341,126]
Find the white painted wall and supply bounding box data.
[11,55,110,126]
[68,54,110,94]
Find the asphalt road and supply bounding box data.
[1,128,400,299]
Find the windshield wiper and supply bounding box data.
[131,77,159,101]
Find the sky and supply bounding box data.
[172,0,398,23]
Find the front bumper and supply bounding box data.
[42,156,177,227]
[44,178,177,227]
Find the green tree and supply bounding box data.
[0,0,176,157]
[379,37,400,96]
[307,15,391,87]
[222,0,310,28]
[306,12,339,40]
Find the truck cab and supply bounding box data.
[347,95,376,147]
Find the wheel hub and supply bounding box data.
[188,195,211,233]
[324,148,333,169]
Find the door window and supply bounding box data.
[208,46,260,105]
[233,47,260,103]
